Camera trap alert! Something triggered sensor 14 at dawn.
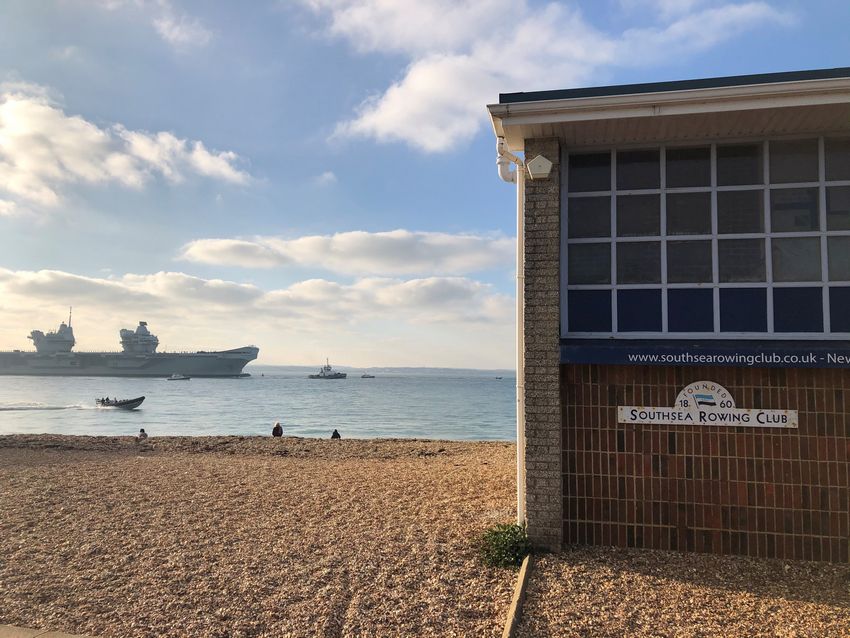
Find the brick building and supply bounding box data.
[488,68,850,562]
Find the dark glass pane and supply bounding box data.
[617,242,660,283]
[772,237,821,282]
[568,196,610,238]
[718,239,765,282]
[568,243,611,284]
[667,192,711,235]
[667,240,712,283]
[617,289,661,331]
[774,287,823,332]
[568,152,611,192]
[769,138,819,183]
[825,138,850,181]
[829,287,850,332]
[718,190,764,233]
[666,146,710,187]
[617,149,660,190]
[771,188,820,232]
[827,186,850,230]
[717,144,763,186]
[828,236,850,281]
[720,288,767,332]
[568,290,612,332]
[617,194,660,237]
[668,289,714,332]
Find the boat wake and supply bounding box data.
[0,402,88,412]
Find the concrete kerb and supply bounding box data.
[0,626,96,638]
[501,554,534,638]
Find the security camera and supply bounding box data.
[526,154,553,180]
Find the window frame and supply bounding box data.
[560,136,850,340]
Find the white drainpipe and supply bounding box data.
[497,137,527,526]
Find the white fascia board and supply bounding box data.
[487,77,850,144]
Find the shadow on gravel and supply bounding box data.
[561,545,850,607]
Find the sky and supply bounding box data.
[0,0,848,368]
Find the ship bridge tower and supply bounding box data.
[119,321,160,354]
[28,308,76,353]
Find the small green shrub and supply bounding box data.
[479,523,531,568]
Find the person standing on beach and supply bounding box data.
[331,429,341,440]
[272,422,282,437]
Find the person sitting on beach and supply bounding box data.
[331,429,341,440]
[272,422,282,437]
[138,428,148,441]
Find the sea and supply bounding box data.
[0,366,517,441]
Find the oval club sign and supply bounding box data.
[618,380,798,428]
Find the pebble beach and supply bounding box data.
[0,435,517,637]
[4,434,850,638]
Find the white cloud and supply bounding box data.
[313,170,338,186]
[179,230,515,275]
[153,13,212,48]
[95,0,212,49]
[0,267,515,367]
[620,0,705,18]
[0,200,16,216]
[301,0,793,152]
[302,0,515,55]
[51,45,82,61]
[0,83,250,215]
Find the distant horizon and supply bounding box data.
[247,362,516,373]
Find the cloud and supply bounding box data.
[0,266,515,366]
[51,45,82,61]
[302,0,515,55]
[301,0,793,152]
[313,171,338,186]
[620,0,705,18]
[153,13,212,48]
[95,0,212,49]
[179,230,516,275]
[0,82,250,214]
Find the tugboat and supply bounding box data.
[308,359,347,379]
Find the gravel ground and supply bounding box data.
[0,435,517,638]
[517,547,850,638]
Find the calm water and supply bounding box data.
[0,366,516,441]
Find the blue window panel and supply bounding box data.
[830,287,850,332]
[774,287,823,332]
[668,289,714,332]
[720,288,767,332]
[617,289,661,332]
[567,290,611,332]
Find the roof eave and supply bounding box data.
[487,76,850,150]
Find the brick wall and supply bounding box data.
[562,364,850,562]
[523,138,563,551]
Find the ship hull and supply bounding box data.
[0,347,259,377]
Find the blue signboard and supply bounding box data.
[561,339,850,368]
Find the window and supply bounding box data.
[667,192,711,235]
[563,137,850,337]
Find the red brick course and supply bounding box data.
[561,364,850,562]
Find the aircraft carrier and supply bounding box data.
[0,314,259,377]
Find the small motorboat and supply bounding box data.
[361,373,375,378]
[167,373,191,381]
[96,396,145,410]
